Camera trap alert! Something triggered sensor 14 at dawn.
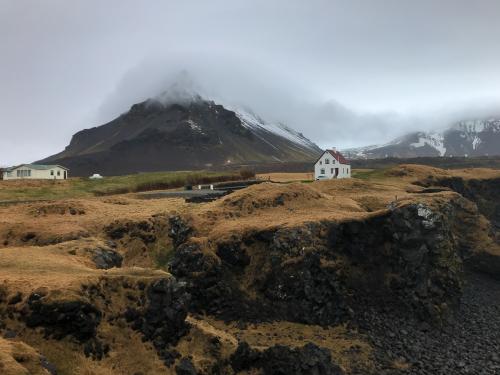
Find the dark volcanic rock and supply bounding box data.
[230,342,344,375]
[175,357,197,375]
[216,241,250,268]
[91,247,123,269]
[264,251,347,325]
[170,199,469,325]
[359,271,500,375]
[125,277,190,366]
[24,295,101,342]
[416,176,500,232]
[169,215,193,248]
[40,356,58,375]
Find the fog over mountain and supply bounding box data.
[1,0,500,166]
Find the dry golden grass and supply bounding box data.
[385,164,500,181]
[0,195,186,248]
[203,317,374,373]
[186,175,459,242]
[18,324,171,375]
[257,172,314,182]
[0,337,49,375]
[0,240,169,298]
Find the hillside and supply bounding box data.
[343,118,500,159]
[0,165,499,374]
[39,96,321,176]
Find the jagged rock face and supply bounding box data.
[230,342,344,375]
[20,276,190,364]
[331,202,463,321]
[24,293,101,342]
[416,176,500,233]
[38,98,321,176]
[415,175,500,278]
[124,278,190,366]
[169,199,472,325]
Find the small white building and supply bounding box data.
[2,164,69,180]
[314,149,351,180]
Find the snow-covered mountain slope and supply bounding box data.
[343,118,500,159]
[229,106,318,151]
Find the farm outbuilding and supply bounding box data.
[2,164,69,180]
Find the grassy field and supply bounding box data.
[0,170,245,202]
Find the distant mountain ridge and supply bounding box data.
[39,94,322,176]
[343,118,500,159]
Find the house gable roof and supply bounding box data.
[314,149,349,165]
[6,164,69,171]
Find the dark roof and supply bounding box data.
[315,149,349,165]
[326,149,348,164]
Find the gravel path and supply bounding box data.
[359,271,500,375]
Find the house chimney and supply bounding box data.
[331,147,336,151]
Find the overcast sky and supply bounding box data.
[1,0,500,166]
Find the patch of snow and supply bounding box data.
[410,132,446,156]
[186,119,203,132]
[229,106,317,150]
[472,136,482,150]
[453,118,500,134]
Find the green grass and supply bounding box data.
[0,170,246,202]
[352,168,390,180]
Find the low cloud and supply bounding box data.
[1,1,500,165]
[95,54,500,150]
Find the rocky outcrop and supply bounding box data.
[230,342,344,375]
[19,276,190,365]
[124,278,190,366]
[105,219,156,243]
[169,197,480,325]
[175,358,197,375]
[415,176,500,278]
[91,247,123,269]
[416,176,500,233]
[168,216,193,248]
[24,294,101,342]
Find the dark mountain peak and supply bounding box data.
[39,93,321,176]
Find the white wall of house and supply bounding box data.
[2,165,68,180]
[314,151,351,179]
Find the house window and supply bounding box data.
[16,169,31,177]
[330,168,333,174]
[50,170,54,176]
[319,161,322,165]
[325,159,330,164]
[320,168,325,174]
[57,171,60,176]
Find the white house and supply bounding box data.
[314,149,351,180]
[2,164,69,180]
